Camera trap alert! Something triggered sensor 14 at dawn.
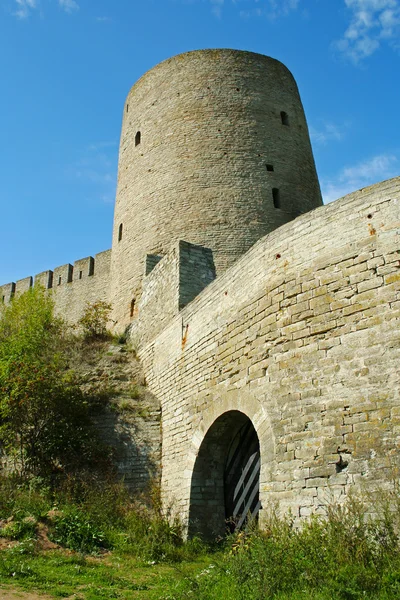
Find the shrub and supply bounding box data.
[51,508,108,554]
[0,287,108,481]
[78,301,112,339]
[177,496,400,599]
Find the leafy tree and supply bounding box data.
[0,287,105,481]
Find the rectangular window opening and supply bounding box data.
[280,111,289,126]
[272,188,281,209]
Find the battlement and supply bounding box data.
[1,250,110,301]
[1,250,112,324]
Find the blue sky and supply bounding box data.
[0,0,399,285]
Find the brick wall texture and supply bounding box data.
[1,50,399,534]
[138,177,400,533]
[109,49,322,329]
[0,250,111,324]
[130,240,216,347]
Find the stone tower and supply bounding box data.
[110,49,322,329]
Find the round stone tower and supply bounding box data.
[110,49,322,329]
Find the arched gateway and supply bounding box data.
[188,411,261,538]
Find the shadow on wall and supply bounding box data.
[93,390,162,496]
[188,410,260,539]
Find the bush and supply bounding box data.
[0,474,207,561]
[51,508,108,554]
[53,476,193,561]
[78,301,112,339]
[177,496,400,599]
[0,287,108,481]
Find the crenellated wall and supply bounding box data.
[136,177,400,534]
[0,249,111,325]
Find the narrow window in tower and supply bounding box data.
[130,298,136,318]
[266,164,274,172]
[135,131,141,146]
[118,223,123,242]
[58,276,62,286]
[272,188,281,209]
[280,111,289,126]
[79,271,83,280]
[126,104,129,113]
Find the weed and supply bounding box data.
[117,399,136,412]
[51,508,108,553]
[130,384,142,399]
[176,495,400,599]
[79,301,112,340]
[5,479,400,599]
[1,518,37,541]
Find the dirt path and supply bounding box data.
[0,588,53,599]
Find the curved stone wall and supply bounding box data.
[110,49,322,328]
[138,177,400,532]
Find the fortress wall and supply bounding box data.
[138,177,400,528]
[131,245,180,347]
[0,249,111,325]
[0,282,15,304]
[50,250,112,324]
[15,276,33,297]
[131,240,216,348]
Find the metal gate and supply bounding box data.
[224,421,261,531]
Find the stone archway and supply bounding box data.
[188,410,261,538]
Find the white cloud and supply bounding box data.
[239,0,300,19]
[72,142,118,204]
[266,0,299,18]
[310,122,346,146]
[210,0,224,18]
[334,0,400,63]
[198,0,299,19]
[321,153,398,203]
[12,0,79,18]
[13,0,37,19]
[59,0,79,13]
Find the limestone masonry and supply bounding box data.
[1,49,399,536]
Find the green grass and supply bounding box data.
[0,475,214,598]
[0,546,215,599]
[172,498,400,600]
[3,477,400,599]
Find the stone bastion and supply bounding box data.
[1,49,399,537]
